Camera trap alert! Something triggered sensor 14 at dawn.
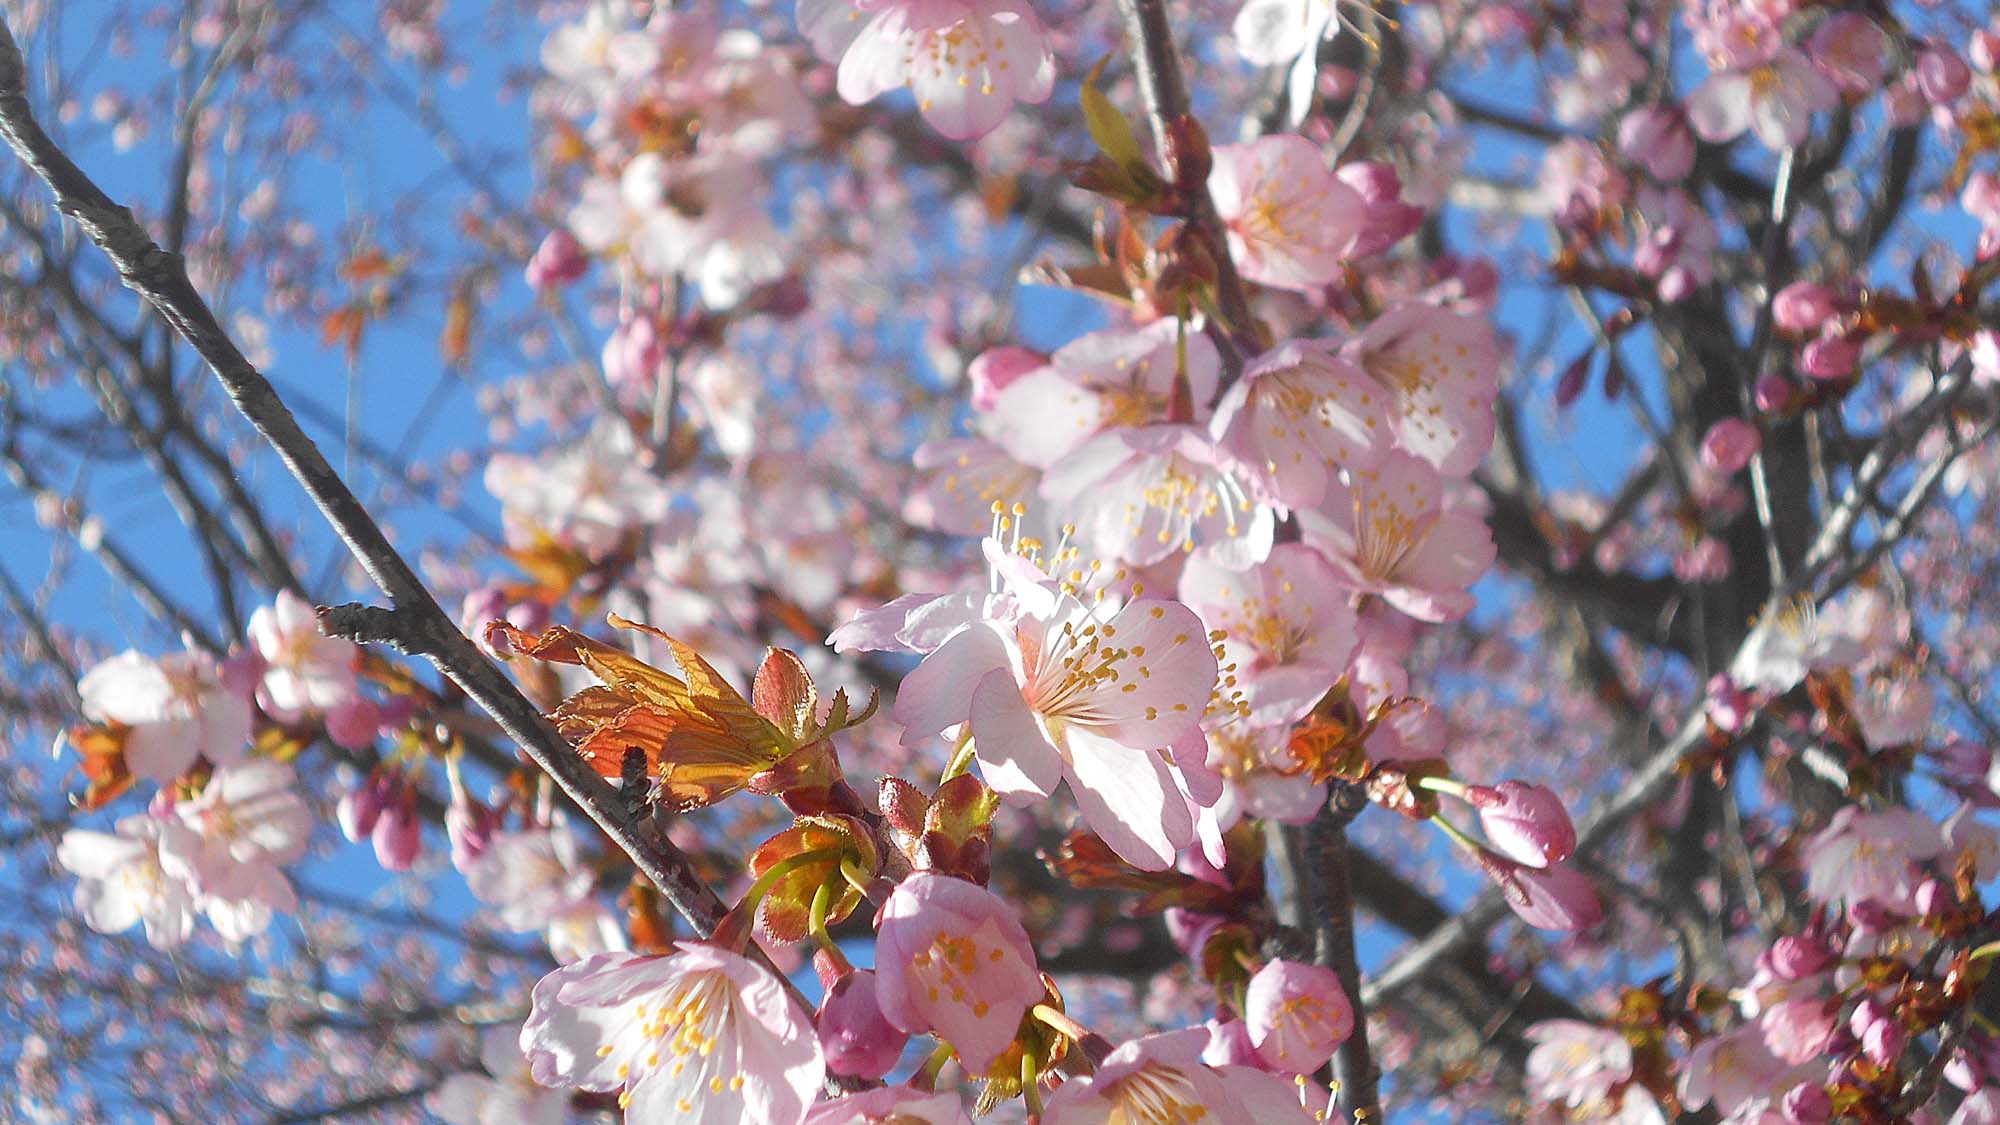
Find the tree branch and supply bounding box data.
[0,14,780,1001]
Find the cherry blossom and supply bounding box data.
[1209,135,1365,292]
[872,873,1042,1073]
[521,945,824,1124]
[892,565,1220,868]
[1208,339,1390,510]
[1040,424,1274,569]
[985,320,1219,470]
[246,590,360,723]
[430,1023,570,1125]
[798,0,1055,141]
[803,1087,973,1125]
[1297,451,1496,622]
[57,811,198,949]
[76,648,252,783]
[1040,1028,1317,1124]
[1686,46,1837,151]
[1178,543,1358,726]
[1244,958,1353,1074]
[1341,301,1501,476]
[158,759,311,941]
[1524,1020,1634,1111]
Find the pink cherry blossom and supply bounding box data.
[1807,12,1891,96]
[1179,543,1357,726]
[1209,135,1366,292]
[1041,1028,1318,1125]
[521,945,823,1124]
[524,228,586,290]
[247,590,360,723]
[1244,958,1353,1074]
[873,873,1041,1073]
[893,566,1220,868]
[986,320,1220,469]
[799,0,1055,141]
[57,811,198,949]
[484,424,671,557]
[1341,301,1501,475]
[1039,424,1273,569]
[77,648,253,782]
[1679,1027,1793,1117]
[1336,162,1424,256]
[1209,339,1391,510]
[1524,1020,1633,1110]
[1802,806,1945,910]
[1297,450,1496,622]
[1759,996,1837,1065]
[1617,105,1696,182]
[159,758,311,941]
[1686,47,1837,150]
[910,438,1040,536]
[430,1023,569,1125]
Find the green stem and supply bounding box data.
[710,847,842,951]
[940,728,978,783]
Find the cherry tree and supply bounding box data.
[2,0,1999,1121]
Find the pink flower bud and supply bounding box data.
[817,970,909,1080]
[524,229,586,290]
[966,346,1043,413]
[1701,417,1763,474]
[1798,333,1859,381]
[1847,899,1903,933]
[1772,281,1837,334]
[1918,44,1972,104]
[372,781,422,872]
[1782,1082,1833,1123]
[1763,933,1833,980]
[1468,781,1577,868]
[337,772,388,843]
[1495,862,1603,932]
[1755,373,1797,414]
[1246,959,1353,1074]
[1616,105,1695,182]
[1849,998,1904,1068]
[446,792,501,869]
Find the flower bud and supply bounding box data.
[1246,959,1353,1074]
[1764,933,1833,980]
[818,970,909,1079]
[1918,44,1972,104]
[1755,373,1797,414]
[1700,417,1762,474]
[1782,1082,1833,1123]
[1772,282,1836,334]
[1916,876,1955,920]
[446,792,501,870]
[337,772,388,844]
[1468,781,1577,868]
[1494,862,1602,932]
[1849,998,1905,1068]
[1973,30,2000,74]
[1798,333,1859,381]
[524,229,586,290]
[372,780,422,872]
